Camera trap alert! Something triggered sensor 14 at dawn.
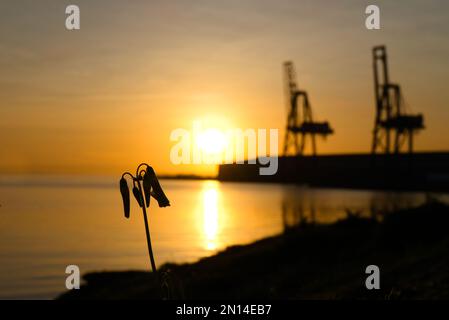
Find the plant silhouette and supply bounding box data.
[120,163,170,274]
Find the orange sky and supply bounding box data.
[1,0,448,176]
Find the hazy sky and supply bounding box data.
[1,0,448,176]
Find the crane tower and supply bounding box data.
[283,61,334,156]
[371,46,424,155]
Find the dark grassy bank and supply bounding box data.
[59,200,449,300]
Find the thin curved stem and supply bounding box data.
[136,163,151,177]
[139,169,146,179]
[121,172,135,180]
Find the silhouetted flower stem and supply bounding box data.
[137,178,158,273]
[119,164,170,278]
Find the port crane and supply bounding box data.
[283,61,334,156]
[371,46,424,155]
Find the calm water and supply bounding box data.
[0,175,446,299]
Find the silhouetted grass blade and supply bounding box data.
[119,177,130,218]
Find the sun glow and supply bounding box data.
[197,128,228,155]
[191,116,233,158]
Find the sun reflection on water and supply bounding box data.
[201,181,220,251]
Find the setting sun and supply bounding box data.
[197,128,228,155]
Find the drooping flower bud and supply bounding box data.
[119,177,130,218]
[143,172,152,208]
[132,185,144,208]
[146,166,170,207]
